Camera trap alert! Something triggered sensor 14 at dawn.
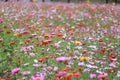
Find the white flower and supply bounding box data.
[117,71,120,77]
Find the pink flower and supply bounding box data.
[57,71,67,77]
[56,56,70,62]
[90,74,96,78]
[29,52,35,57]
[22,71,31,75]
[22,31,30,34]
[54,43,61,48]
[11,68,20,75]
[31,73,46,80]
[97,73,107,79]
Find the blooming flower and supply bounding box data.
[75,41,81,45]
[31,73,46,80]
[11,68,20,75]
[22,71,31,75]
[97,73,108,79]
[90,74,97,78]
[56,56,70,62]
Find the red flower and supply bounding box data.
[99,49,105,54]
[6,31,11,34]
[42,40,49,45]
[78,23,86,27]
[22,31,30,35]
[4,25,8,28]
[10,42,15,45]
[0,39,3,42]
[110,54,116,60]
[57,33,64,37]
[38,58,45,62]
[25,40,30,43]
[72,72,81,78]
[0,78,6,80]
[0,29,3,32]
[108,69,117,73]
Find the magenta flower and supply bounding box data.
[22,31,30,34]
[11,68,20,75]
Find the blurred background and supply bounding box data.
[0,0,120,4]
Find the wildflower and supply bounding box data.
[110,54,117,61]
[0,38,3,42]
[41,40,49,45]
[72,72,81,78]
[109,61,117,67]
[38,58,45,62]
[90,74,97,78]
[99,49,105,54]
[80,57,89,62]
[57,33,64,37]
[117,71,120,77]
[31,73,46,80]
[56,56,70,62]
[57,71,67,77]
[0,78,6,80]
[6,31,11,34]
[46,66,53,71]
[22,31,30,35]
[75,41,81,45]
[22,71,31,75]
[0,29,3,32]
[4,25,8,28]
[108,69,117,73]
[78,62,85,66]
[77,23,86,27]
[54,43,61,48]
[25,39,31,43]
[62,74,72,80]
[62,68,73,72]
[10,42,15,45]
[97,73,108,79]
[29,52,35,57]
[13,33,19,37]
[11,68,20,75]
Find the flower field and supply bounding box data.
[0,2,120,80]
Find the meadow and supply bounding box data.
[0,2,120,80]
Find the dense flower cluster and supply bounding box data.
[0,2,120,80]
